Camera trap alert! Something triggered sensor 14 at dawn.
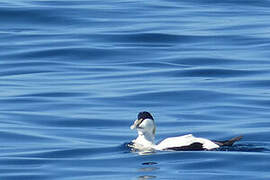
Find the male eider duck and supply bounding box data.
[130,111,242,151]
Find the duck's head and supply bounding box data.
[130,111,156,135]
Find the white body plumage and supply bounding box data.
[130,112,220,152]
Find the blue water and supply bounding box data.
[1,0,270,179]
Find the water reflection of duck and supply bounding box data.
[130,111,243,152]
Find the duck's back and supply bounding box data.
[156,134,219,151]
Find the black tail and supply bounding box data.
[213,136,243,146]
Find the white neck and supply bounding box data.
[133,129,156,148]
[130,118,157,150]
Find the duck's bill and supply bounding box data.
[130,124,136,129]
[130,118,143,129]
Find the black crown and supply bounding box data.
[138,111,154,120]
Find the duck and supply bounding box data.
[129,111,243,151]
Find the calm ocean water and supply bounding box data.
[1,0,270,179]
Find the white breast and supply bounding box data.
[155,134,219,150]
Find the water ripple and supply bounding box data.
[1,0,270,179]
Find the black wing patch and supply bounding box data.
[165,142,205,151]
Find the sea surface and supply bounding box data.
[1,0,270,179]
